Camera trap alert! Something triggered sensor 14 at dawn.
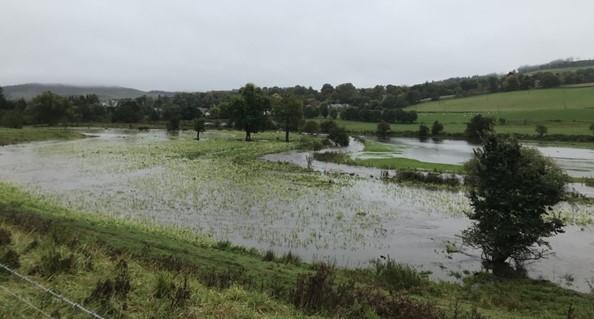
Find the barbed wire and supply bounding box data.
[0,262,105,319]
[0,284,54,319]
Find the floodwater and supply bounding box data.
[355,137,594,178]
[0,129,593,292]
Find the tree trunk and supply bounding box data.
[285,127,290,142]
[196,131,200,141]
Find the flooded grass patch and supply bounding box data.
[0,127,85,146]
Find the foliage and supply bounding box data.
[0,110,23,128]
[463,136,568,273]
[229,83,270,141]
[302,120,320,134]
[112,99,143,123]
[327,126,350,147]
[320,120,338,133]
[536,124,548,137]
[431,120,444,136]
[193,116,206,140]
[272,94,304,142]
[28,91,73,125]
[464,114,494,142]
[376,121,391,139]
[419,124,430,139]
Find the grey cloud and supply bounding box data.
[1,0,593,91]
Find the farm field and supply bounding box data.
[329,86,594,137]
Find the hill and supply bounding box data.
[2,83,175,101]
[518,58,594,74]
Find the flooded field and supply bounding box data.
[354,137,594,178]
[1,129,593,291]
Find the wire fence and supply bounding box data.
[0,262,105,319]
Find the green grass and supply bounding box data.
[352,157,463,173]
[1,183,593,318]
[410,87,594,113]
[361,140,396,152]
[0,127,85,146]
[1,129,593,318]
[319,87,594,139]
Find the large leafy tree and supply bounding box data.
[272,94,304,142]
[230,83,270,141]
[463,136,568,275]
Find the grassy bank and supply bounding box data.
[0,127,85,146]
[1,184,593,318]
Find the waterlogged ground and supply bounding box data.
[354,137,594,178]
[0,129,593,292]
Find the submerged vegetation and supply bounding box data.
[0,127,85,146]
[1,183,593,318]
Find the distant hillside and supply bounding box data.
[518,58,594,74]
[2,83,175,101]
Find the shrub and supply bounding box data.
[302,120,320,134]
[0,249,20,269]
[419,124,430,139]
[328,127,349,147]
[376,121,391,139]
[465,115,494,143]
[535,124,548,137]
[262,250,275,262]
[320,120,338,133]
[34,248,76,277]
[431,121,444,136]
[0,228,11,246]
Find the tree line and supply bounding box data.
[3,64,594,129]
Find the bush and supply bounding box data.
[34,248,76,277]
[320,120,338,133]
[302,120,320,134]
[419,124,430,139]
[431,121,444,136]
[376,121,391,139]
[535,124,548,137]
[0,228,11,246]
[465,114,494,142]
[394,170,460,187]
[328,127,349,147]
[0,249,20,269]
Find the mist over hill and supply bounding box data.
[2,83,175,101]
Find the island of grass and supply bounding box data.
[0,127,85,146]
[314,139,464,174]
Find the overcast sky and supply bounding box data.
[1,0,594,92]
